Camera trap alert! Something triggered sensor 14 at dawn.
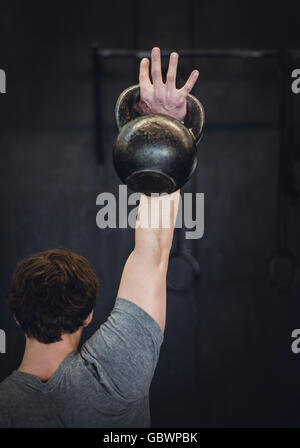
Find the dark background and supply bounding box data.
[1,0,300,427]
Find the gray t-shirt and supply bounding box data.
[0,298,164,428]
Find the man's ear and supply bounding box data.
[83,310,94,328]
[14,316,20,327]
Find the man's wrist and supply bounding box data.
[133,101,186,123]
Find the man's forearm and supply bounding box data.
[134,191,180,264]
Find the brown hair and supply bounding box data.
[6,248,99,344]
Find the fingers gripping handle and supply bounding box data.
[115,84,205,144]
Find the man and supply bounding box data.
[0,47,199,428]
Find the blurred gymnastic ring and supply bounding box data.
[167,250,200,292]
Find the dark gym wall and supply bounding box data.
[1,0,300,427]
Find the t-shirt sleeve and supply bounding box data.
[80,298,164,402]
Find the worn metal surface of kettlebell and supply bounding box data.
[113,84,205,195]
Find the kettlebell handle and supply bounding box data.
[115,84,205,145]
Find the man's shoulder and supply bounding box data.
[0,373,19,417]
[0,372,17,395]
[0,373,20,427]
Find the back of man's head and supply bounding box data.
[6,248,99,344]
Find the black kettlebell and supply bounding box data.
[113,84,205,195]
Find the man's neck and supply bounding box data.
[18,331,82,382]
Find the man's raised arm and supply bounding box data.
[117,46,199,332]
[117,191,180,332]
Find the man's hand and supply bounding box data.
[133,47,199,122]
